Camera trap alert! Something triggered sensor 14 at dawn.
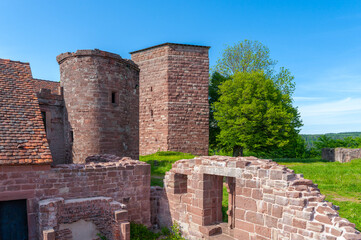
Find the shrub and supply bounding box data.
[130,222,160,240]
[130,222,185,240]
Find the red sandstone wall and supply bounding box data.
[31,78,61,95]
[0,158,150,239]
[131,46,170,155]
[57,50,139,163]
[167,45,209,156]
[36,88,69,165]
[39,197,129,240]
[162,156,360,240]
[131,43,209,156]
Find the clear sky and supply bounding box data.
[1,0,360,134]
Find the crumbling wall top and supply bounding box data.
[163,156,360,240]
[53,154,148,170]
[31,78,61,95]
[56,49,139,70]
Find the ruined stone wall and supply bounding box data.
[57,49,139,163]
[0,156,150,239]
[322,148,335,162]
[31,78,61,95]
[131,43,210,156]
[39,197,129,240]
[322,148,361,163]
[161,156,360,240]
[35,88,70,165]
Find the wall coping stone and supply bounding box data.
[129,42,210,54]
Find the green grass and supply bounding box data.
[274,158,361,229]
[140,152,361,230]
[222,185,229,222]
[139,151,195,187]
[130,222,185,240]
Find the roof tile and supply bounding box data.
[0,59,53,165]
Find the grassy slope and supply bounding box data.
[139,152,361,229]
[139,151,195,187]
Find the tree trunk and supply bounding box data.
[232,145,243,157]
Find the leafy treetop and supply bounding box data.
[213,40,295,96]
[213,71,302,156]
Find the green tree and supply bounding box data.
[210,40,297,154]
[213,40,295,96]
[214,40,277,77]
[213,71,302,156]
[314,135,361,151]
[314,135,337,150]
[209,72,229,149]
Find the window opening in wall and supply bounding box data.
[150,86,153,92]
[111,91,117,104]
[204,175,235,237]
[222,178,229,223]
[70,131,74,143]
[41,111,47,132]
[223,177,236,229]
[150,109,153,118]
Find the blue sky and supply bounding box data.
[1,0,360,134]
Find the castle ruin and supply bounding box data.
[0,43,360,240]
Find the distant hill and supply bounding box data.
[301,132,361,148]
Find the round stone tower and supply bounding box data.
[57,49,139,163]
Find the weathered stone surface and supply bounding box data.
[4,43,210,165]
[155,156,360,240]
[322,148,361,163]
[0,156,150,239]
[57,49,140,163]
[33,84,69,165]
[131,43,210,156]
[39,197,129,240]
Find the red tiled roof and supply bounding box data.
[31,78,60,94]
[0,59,53,165]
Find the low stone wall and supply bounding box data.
[39,197,129,240]
[0,155,150,239]
[322,148,335,162]
[322,148,361,163]
[160,156,360,240]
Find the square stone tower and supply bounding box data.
[131,43,210,156]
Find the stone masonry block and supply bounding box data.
[115,210,128,222]
[43,228,55,240]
